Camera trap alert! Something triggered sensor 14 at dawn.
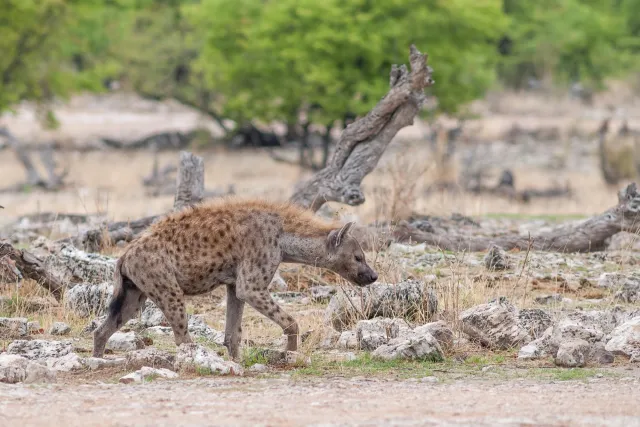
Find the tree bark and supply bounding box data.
[289,45,434,212]
[392,183,640,253]
[0,242,66,300]
[173,151,205,211]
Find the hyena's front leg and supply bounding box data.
[236,261,298,352]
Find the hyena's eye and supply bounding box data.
[355,254,363,262]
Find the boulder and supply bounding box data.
[413,321,454,351]
[42,244,116,285]
[518,309,553,339]
[548,310,617,354]
[65,282,113,317]
[7,340,73,360]
[325,280,437,332]
[119,367,178,384]
[605,317,640,360]
[484,244,510,271]
[140,301,168,328]
[106,332,145,352]
[42,353,84,372]
[337,331,358,350]
[249,363,268,373]
[49,322,71,336]
[517,327,553,360]
[187,315,224,345]
[555,339,590,368]
[598,272,640,303]
[125,348,174,370]
[0,354,56,384]
[355,318,408,351]
[0,317,28,338]
[372,332,443,361]
[174,343,243,376]
[459,299,530,350]
[587,342,615,365]
[82,357,126,371]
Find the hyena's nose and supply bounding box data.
[370,272,378,282]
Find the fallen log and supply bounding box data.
[0,242,67,300]
[392,182,640,253]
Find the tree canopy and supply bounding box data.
[1,0,639,129]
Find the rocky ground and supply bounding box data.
[1,212,640,425]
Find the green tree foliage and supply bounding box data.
[2,0,639,133]
[188,0,507,126]
[500,0,639,89]
[0,0,121,120]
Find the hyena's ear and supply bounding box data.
[327,222,355,249]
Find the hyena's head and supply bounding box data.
[325,222,378,287]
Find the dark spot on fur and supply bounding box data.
[220,230,226,238]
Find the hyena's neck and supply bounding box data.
[280,232,330,268]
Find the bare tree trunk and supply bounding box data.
[173,151,205,211]
[289,45,434,212]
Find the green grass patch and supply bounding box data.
[293,352,445,379]
[551,368,599,381]
[195,366,213,376]
[242,347,270,367]
[464,354,507,366]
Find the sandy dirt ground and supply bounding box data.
[1,375,640,427]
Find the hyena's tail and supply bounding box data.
[108,256,138,326]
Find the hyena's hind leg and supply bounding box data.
[143,275,193,347]
[93,278,146,357]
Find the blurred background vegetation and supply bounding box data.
[1,0,639,139]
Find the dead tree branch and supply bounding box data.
[289,45,434,212]
[0,242,66,300]
[392,182,640,253]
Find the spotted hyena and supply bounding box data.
[93,198,378,359]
